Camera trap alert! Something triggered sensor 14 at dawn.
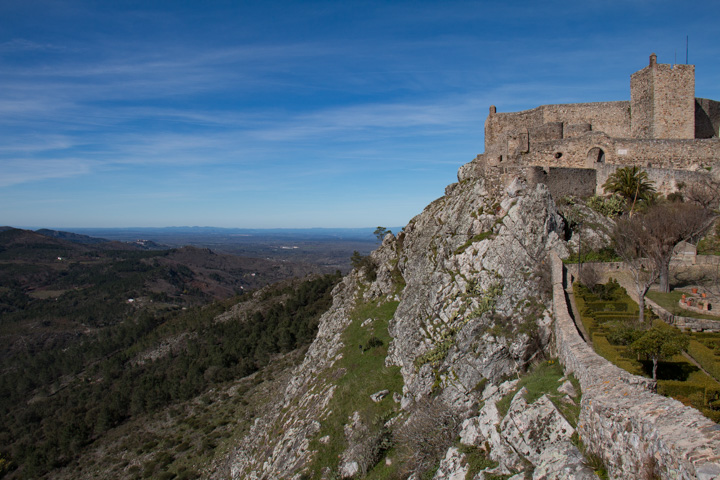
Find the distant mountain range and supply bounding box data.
[61,226,404,242]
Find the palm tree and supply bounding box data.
[602,166,656,216]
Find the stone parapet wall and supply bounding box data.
[697,256,720,266]
[485,101,631,155]
[541,101,631,139]
[607,138,720,169]
[551,253,720,479]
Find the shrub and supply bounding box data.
[363,336,384,351]
[607,324,643,346]
[393,398,461,476]
[458,444,498,478]
[687,340,720,382]
[454,231,494,254]
[350,251,377,282]
[586,194,625,218]
[592,335,621,363]
[584,301,629,313]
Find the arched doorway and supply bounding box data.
[587,147,605,166]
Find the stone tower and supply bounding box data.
[630,53,695,139]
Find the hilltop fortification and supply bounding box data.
[459,53,720,198]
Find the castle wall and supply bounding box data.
[466,54,719,206]
[596,163,715,196]
[457,161,597,200]
[458,153,717,200]
[607,138,720,169]
[518,136,720,171]
[484,101,631,157]
[540,101,631,138]
[697,98,720,138]
[551,253,720,479]
[485,107,544,156]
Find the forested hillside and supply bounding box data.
[0,227,340,478]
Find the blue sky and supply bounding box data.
[2,0,719,229]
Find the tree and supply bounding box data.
[394,398,461,475]
[682,176,720,210]
[642,202,716,292]
[613,202,716,315]
[602,166,656,215]
[374,226,391,243]
[612,214,660,324]
[630,326,688,381]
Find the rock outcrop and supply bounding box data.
[227,175,574,479]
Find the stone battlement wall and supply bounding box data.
[551,253,720,479]
[485,101,631,156]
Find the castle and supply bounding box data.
[459,53,720,198]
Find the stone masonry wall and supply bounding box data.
[652,63,695,139]
[484,101,631,157]
[541,167,597,199]
[541,101,631,139]
[630,54,695,140]
[631,62,655,139]
[457,162,597,200]
[596,163,715,196]
[458,153,717,201]
[551,253,720,479]
[697,98,720,139]
[485,106,544,157]
[519,135,720,170]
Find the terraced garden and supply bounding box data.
[574,280,720,422]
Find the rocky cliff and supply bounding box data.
[225,173,598,479]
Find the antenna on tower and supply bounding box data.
[686,35,689,64]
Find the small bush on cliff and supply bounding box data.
[351,251,378,281]
[393,398,461,477]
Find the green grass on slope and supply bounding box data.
[305,299,403,478]
[495,360,581,428]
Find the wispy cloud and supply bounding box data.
[0,158,94,187]
[0,38,66,52]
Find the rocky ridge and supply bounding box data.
[226,172,590,479]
